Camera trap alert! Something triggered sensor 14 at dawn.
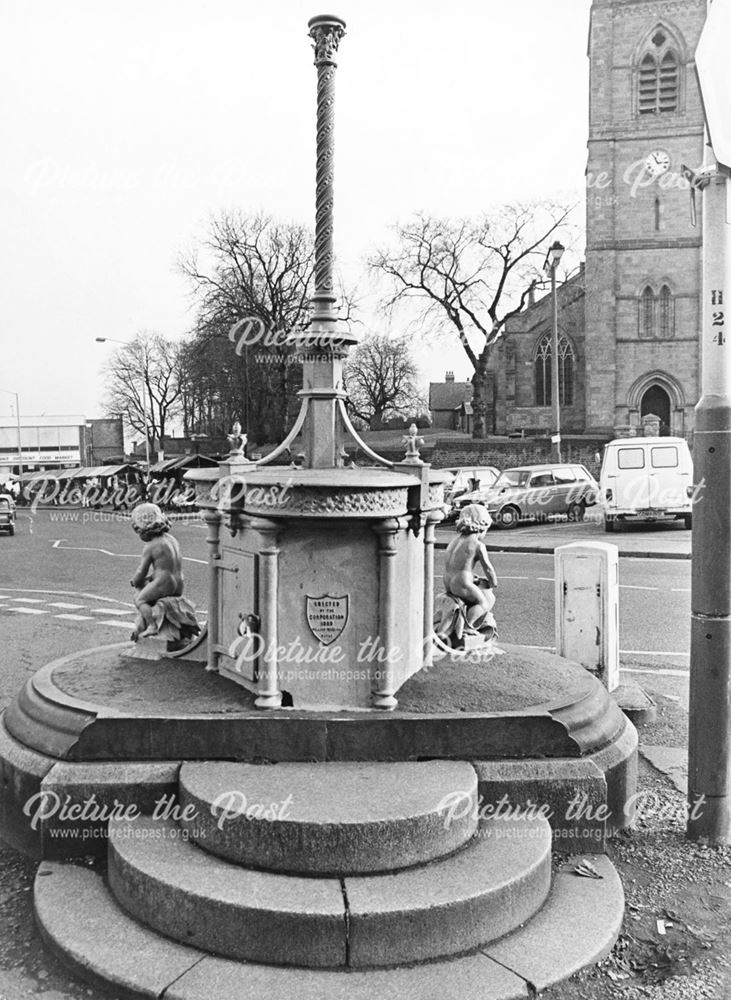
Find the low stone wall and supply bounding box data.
[430,437,610,478]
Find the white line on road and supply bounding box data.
[55,614,94,621]
[47,602,86,609]
[10,597,46,603]
[90,608,133,616]
[522,643,688,659]
[0,587,135,608]
[4,607,48,615]
[493,575,686,594]
[97,620,135,630]
[52,539,207,565]
[622,666,690,678]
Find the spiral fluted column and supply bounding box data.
[307,15,346,325]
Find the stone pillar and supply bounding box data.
[371,518,400,710]
[251,518,283,709]
[422,514,439,669]
[203,508,223,673]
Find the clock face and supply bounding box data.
[644,149,671,178]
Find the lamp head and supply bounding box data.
[544,240,565,274]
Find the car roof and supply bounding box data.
[498,464,580,473]
[606,437,689,446]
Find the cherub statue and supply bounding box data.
[434,503,498,652]
[130,503,199,647]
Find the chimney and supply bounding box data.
[445,371,455,382]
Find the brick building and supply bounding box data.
[478,0,707,439]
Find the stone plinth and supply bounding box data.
[0,642,637,858]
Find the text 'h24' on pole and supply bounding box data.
[687,0,731,844]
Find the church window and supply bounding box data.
[639,286,655,338]
[638,284,675,338]
[639,55,658,114]
[659,285,675,338]
[534,332,575,407]
[637,29,680,115]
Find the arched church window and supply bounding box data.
[534,332,575,407]
[637,29,680,115]
[659,285,675,338]
[639,286,655,338]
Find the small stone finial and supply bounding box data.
[308,15,346,65]
[226,421,247,458]
[402,423,424,464]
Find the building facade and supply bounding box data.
[584,0,706,436]
[461,0,707,440]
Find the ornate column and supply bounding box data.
[422,510,444,669]
[371,518,402,710]
[250,517,282,709]
[203,508,223,673]
[307,15,345,330]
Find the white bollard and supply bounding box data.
[554,542,619,691]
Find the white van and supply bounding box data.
[600,436,694,531]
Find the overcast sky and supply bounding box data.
[0,0,590,424]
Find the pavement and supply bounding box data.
[435,513,691,560]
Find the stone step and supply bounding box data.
[107,813,552,968]
[178,759,479,874]
[34,853,624,999]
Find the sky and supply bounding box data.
[0,0,591,425]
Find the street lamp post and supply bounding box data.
[0,388,23,477]
[95,338,152,475]
[544,241,565,463]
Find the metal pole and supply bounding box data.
[551,265,562,462]
[14,393,22,476]
[687,155,731,844]
[141,377,152,475]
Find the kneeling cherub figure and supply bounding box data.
[435,503,498,651]
[130,503,198,645]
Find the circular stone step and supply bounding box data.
[107,813,552,968]
[178,760,479,874]
[35,854,623,999]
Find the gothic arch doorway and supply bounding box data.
[640,384,671,435]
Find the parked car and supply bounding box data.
[476,464,599,528]
[600,437,693,531]
[442,466,500,519]
[0,494,16,536]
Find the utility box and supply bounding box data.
[555,542,619,691]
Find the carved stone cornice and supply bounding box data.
[244,485,410,519]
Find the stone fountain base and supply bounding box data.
[0,642,636,859]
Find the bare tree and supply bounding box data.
[369,202,576,438]
[178,211,316,443]
[344,334,426,430]
[103,332,184,452]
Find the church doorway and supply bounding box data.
[640,384,671,435]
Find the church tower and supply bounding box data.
[585,0,707,436]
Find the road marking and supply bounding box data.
[51,539,207,565]
[621,649,689,657]
[97,620,136,630]
[55,613,95,621]
[47,602,86,610]
[90,608,133,616]
[10,597,46,603]
[522,643,689,659]
[0,587,135,607]
[622,666,690,678]
[498,576,684,594]
[5,607,48,615]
